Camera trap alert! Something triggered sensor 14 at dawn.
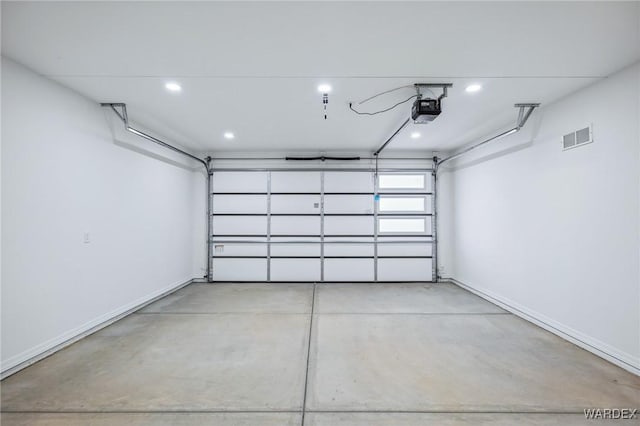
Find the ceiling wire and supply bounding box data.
[349,84,437,116]
[349,95,418,116]
[357,84,415,104]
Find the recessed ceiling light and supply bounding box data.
[165,82,182,93]
[223,132,235,140]
[317,84,332,93]
[410,132,421,139]
[465,84,482,93]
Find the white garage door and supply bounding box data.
[210,169,434,282]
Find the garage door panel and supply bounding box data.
[271,242,321,257]
[377,243,432,257]
[378,258,432,281]
[213,172,268,193]
[271,216,320,235]
[324,243,374,257]
[271,194,321,214]
[325,259,375,281]
[212,258,267,281]
[324,195,373,214]
[271,172,321,193]
[324,216,374,235]
[212,242,268,257]
[212,216,267,235]
[324,172,374,193]
[271,259,321,281]
[213,195,267,213]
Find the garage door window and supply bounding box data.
[376,174,430,235]
[378,217,426,234]
[378,196,426,213]
[378,174,425,190]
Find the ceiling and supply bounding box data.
[2,1,639,154]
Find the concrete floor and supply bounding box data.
[2,282,639,425]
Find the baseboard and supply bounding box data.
[446,277,640,376]
[1,277,195,379]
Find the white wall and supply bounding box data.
[1,57,202,374]
[439,63,640,374]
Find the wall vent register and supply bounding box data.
[563,124,592,150]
